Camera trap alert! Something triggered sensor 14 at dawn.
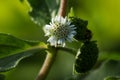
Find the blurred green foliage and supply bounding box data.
[73,0,120,51]
[85,60,120,80]
[0,0,120,80]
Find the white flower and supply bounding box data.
[43,15,76,47]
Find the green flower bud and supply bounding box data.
[74,41,99,73]
[69,17,92,42]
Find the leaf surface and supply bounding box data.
[0,46,46,72]
[0,33,40,58]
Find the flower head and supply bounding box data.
[43,15,76,47]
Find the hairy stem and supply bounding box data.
[59,0,67,17]
[36,49,57,80]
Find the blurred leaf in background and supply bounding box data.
[73,0,120,52]
[84,60,120,80]
[0,0,44,40]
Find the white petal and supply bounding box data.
[47,36,55,43]
[52,17,55,23]
[43,25,51,36]
[58,39,64,45]
[44,24,51,28]
[69,25,75,28]
[68,34,74,39]
[67,22,71,25]
[55,16,59,22]
[47,36,57,46]
[66,34,73,42]
[71,31,76,34]
[45,32,50,36]
[61,18,66,24]
[62,42,66,47]
[44,25,51,31]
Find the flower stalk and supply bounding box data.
[36,47,57,80]
[59,0,67,17]
[36,0,68,80]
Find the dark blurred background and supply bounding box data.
[0,0,120,80]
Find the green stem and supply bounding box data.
[35,46,76,80]
[36,48,57,80]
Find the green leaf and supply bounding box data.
[68,8,75,17]
[21,0,60,26]
[28,0,51,26]
[0,46,46,72]
[0,33,40,58]
[84,60,120,80]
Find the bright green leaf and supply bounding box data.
[0,33,40,58]
[68,8,75,17]
[0,46,46,72]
